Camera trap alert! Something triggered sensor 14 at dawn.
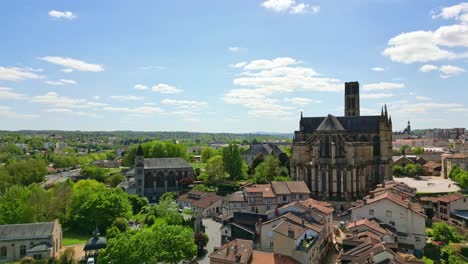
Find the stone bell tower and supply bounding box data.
[344,81,360,117]
[135,144,145,197]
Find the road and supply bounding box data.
[197,218,221,264]
[42,168,81,187]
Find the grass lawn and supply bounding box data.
[63,231,89,246]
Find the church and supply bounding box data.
[290,82,393,201]
[132,144,194,200]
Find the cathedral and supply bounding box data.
[290,82,393,201]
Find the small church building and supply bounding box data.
[122,145,194,200]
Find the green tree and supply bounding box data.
[0,185,33,224]
[57,247,76,264]
[99,225,197,264]
[127,194,148,215]
[80,165,110,182]
[432,222,461,244]
[392,165,404,177]
[6,159,47,186]
[107,173,126,187]
[205,155,226,185]
[112,217,129,232]
[249,153,265,175]
[404,164,417,177]
[66,180,131,234]
[201,148,217,163]
[222,143,246,181]
[413,147,425,155]
[254,154,280,183]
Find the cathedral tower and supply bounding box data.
[135,144,145,197]
[344,81,360,117]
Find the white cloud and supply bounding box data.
[432,3,468,23]
[46,108,72,113]
[0,87,25,99]
[420,64,438,72]
[393,102,463,114]
[152,84,183,94]
[284,97,321,105]
[39,56,104,72]
[109,95,143,101]
[224,57,342,119]
[87,101,108,107]
[439,65,465,78]
[228,46,240,52]
[416,96,432,101]
[31,92,88,108]
[45,79,77,86]
[361,93,394,99]
[231,62,248,68]
[48,10,76,20]
[0,67,44,81]
[363,82,405,91]
[61,68,74,73]
[383,3,468,64]
[0,106,39,119]
[371,67,385,72]
[103,106,164,115]
[262,0,319,14]
[240,57,299,70]
[134,84,149,90]
[162,99,207,108]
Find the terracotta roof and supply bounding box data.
[280,212,324,233]
[438,193,465,203]
[224,191,247,202]
[423,161,442,169]
[419,196,439,202]
[271,181,290,195]
[346,219,387,235]
[442,153,468,158]
[285,181,311,194]
[272,220,306,240]
[209,239,253,264]
[251,251,300,264]
[177,192,222,209]
[245,184,276,198]
[352,192,425,217]
[300,198,334,215]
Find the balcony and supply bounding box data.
[296,236,318,252]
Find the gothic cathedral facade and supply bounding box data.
[291,82,393,201]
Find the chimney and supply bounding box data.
[382,181,386,188]
[287,223,294,238]
[301,218,305,228]
[363,199,367,205]
[369,191,374,199]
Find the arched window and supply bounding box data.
[20,245,26,257]
[1,246,7,258]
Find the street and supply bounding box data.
[197,218,221,264]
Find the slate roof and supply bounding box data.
[317,114,345,131]
[300,115,382,133]
[0,222,56,241]
[143,157,191,169]
[84,236,107,251]
[27,242,52,253]
[242,143,283,156]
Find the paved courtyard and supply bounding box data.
[395,176,460,193]
[197,218,221,264]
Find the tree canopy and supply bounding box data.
[222,143,246,181]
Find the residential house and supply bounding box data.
[209,239,298,264]
[242,144,284,166]
[0,220,62,263]
[221,212,267,243]
[351,192,426,256]
[372,181,416,201]
[423,161,442,176]
[436,193,468,227]
[177,190,222,217]
[441,153,468,178]
[222,181,310,218]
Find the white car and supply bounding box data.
[87,257,95,264]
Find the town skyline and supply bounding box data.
[1,0,468,132]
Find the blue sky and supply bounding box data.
[1,0,467,132]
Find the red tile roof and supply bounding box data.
[438,193,465,203]
[177,192,222,209]
[346,219,387,235]
[209,239,253,264]
[300,198,334,215]
[245,184,276,198]
[251,251,300,264]
[352,192,425,217]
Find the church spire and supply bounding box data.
[389,115,392,124]
[381,106,384,116]
[136,143,144,156]
[384,104,388,118]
